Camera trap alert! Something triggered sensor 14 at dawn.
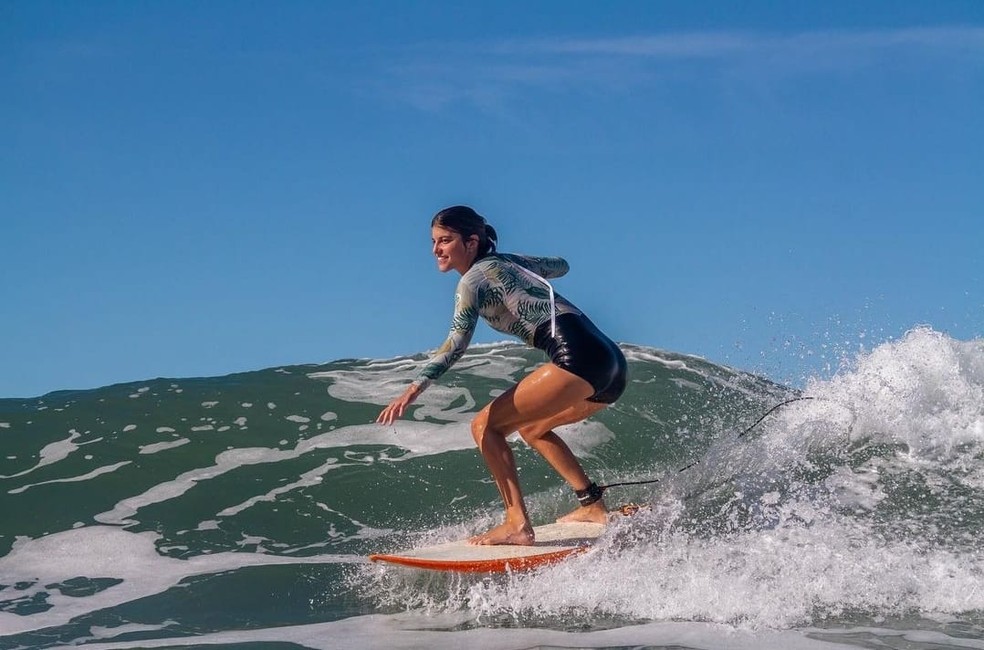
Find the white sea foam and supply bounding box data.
[358,329,984,630]
[217,459,340,517]
[451,350,529,381]
[0,429,82,479]
[688,329,984,495]
[624,346,702,368]
[807,327,984,459]
[139,438,191,455]
[8,461,132,495]
[92,414,614,525]
[0,526,359,637]
[313,362,495,423]
[496,511,984,628]
[9,613,905,650]
[6,329,980,645]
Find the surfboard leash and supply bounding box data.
[595,396,824,494]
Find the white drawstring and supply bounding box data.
[516,265,556,338]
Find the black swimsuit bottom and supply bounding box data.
[533,313,628,404]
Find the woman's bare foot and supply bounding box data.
[468,521,535,546]
[556,500,608,525]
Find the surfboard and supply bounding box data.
[369,520,606,574]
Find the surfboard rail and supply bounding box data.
[368,521,606,574]
[369,545,589,573]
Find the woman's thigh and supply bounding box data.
[481,363,602,436]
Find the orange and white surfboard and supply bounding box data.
[369,521,605,574]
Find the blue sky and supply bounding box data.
[3,1,982,398]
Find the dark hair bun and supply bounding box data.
[485,225,498,252]
[432,205,498,256]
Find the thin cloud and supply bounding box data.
[378,26,984,112]
[494,32,757,58]
[498,26,984,58]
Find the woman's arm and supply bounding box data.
[377,275,481,425]
[376,381,426,426]
[504,253,569,279]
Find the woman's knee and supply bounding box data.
[517,422,549,444]
[471,406,493,444]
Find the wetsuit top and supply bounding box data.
[411,253,584,392]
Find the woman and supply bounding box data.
[377,206,627,546]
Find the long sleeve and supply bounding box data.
[411,274,481,392]
[502,253,569,279]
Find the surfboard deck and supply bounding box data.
[369,520,606,574]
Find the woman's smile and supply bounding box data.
[432,225,475,274]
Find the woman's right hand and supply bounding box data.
[376,384,422,426]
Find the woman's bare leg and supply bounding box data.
[468,411,534,546]
[469,363,608,545]
[517,426,609,525]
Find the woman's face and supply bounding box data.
[431,225,477,274]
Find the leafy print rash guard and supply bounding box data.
[411,253,584,392]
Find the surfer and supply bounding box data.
[377,206,627,546]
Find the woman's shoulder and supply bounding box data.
[459,254,514,289]
[468,252,530,275]
[481,252,535,267]
[466,252,568,280]
[467,252,513,272]
[495,252,569,278]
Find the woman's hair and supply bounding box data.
[431,205,498,257]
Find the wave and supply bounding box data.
[1,327,982,646]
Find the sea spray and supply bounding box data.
[2,332,983,647]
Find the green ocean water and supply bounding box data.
[1,329,983,649]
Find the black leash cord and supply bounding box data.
[597,396,819,493]
[736,396,816,439]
